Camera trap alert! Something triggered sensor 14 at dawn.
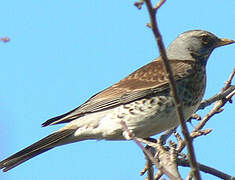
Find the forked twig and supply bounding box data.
[120,120,179,180]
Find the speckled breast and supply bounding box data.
[177,65,206,107]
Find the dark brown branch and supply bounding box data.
[177,159,235,180]
[142,0,201,179]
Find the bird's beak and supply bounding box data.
[216,38,235,47]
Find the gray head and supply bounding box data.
[167,30,235,65]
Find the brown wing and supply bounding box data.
[42,58,194,127]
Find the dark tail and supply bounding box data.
[0,129,76,172]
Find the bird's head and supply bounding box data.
[166,30,235,65]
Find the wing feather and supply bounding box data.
[42,58,194,127]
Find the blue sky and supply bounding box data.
[1,0,235,179]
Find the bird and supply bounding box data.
[0,30,234,172]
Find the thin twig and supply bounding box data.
[178,159,235,180]
[176,90,235,153]
[169,142,182,179]
[140,138,182,180]
[194,90,235,132]
[190,129,212,138]
[147,159,154,180]
[222,67,235,92]
[226,89,235,99]
[142,0,201,179]
[198,85,235,110]
[120,120,178,179]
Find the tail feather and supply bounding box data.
[0,129,76,172]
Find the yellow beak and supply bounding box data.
[216,38,235,47]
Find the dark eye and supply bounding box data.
[200,35,212,45]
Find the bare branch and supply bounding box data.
[146,159,154,180]
[137,138,182,180]
[222,67,235,92]
[226,89,235,100]
[198,85,235,110]
[177,159,235,180]
[190,114,201,121]
[142,0,201,179]
[120,120,179,180]
[154,0,166,10]
[194,91,235,132]
[194,67,235,132]
[190,129,212,138]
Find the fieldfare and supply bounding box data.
[0,30,234,172]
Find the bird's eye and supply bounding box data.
[200,35,212,45]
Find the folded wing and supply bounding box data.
[42,58,194,127]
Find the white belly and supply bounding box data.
[64,96,201,141]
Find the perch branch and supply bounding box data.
[142,0,201,179]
